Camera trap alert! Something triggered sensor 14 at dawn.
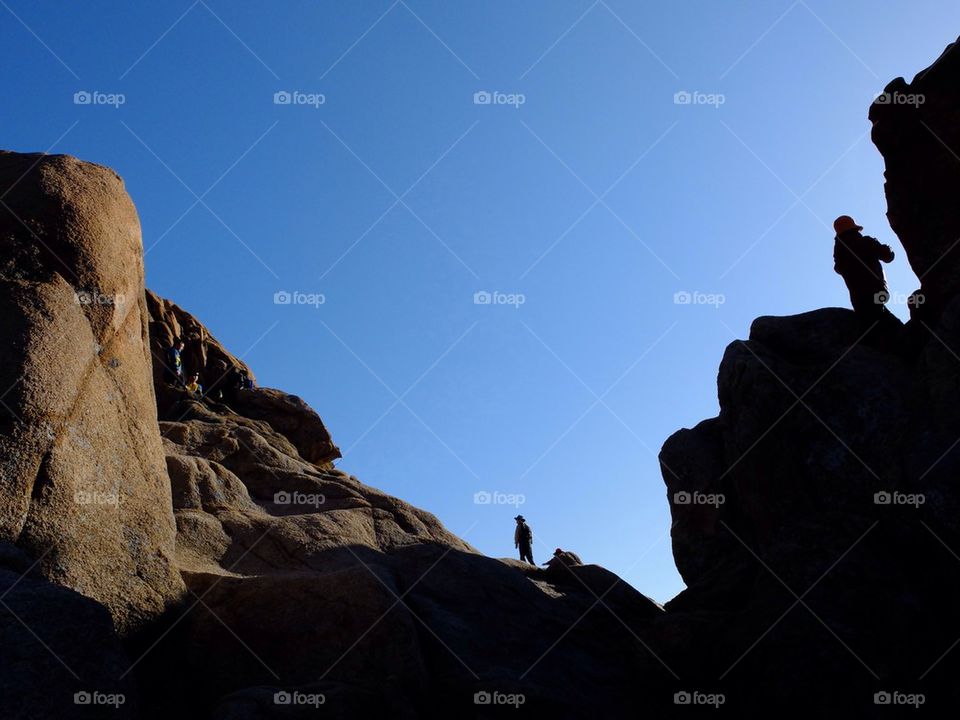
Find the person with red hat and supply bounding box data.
[833,215,896,318]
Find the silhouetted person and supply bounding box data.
[514,515,534,565]
[544,548,583,569]
[833,215,895,320]
[543,548,583,583]
[165,338,185,386]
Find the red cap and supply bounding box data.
[834,215,863,236]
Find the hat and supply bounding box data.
[554,548,563,555]
[514,515,525,521]
[833,215,863,236]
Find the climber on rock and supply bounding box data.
[544,548,583,569]
[220,365,243,404]
[165,337,185,386]
[185,372,204,398]
[833,215,896,319]
[514,515,534,565]
[543,548,584,582]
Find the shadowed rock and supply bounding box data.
[872,35,960,315]
[139,296,666,714]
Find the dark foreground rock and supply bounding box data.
[135,298,666,717]
[656,37,960,717]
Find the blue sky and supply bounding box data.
[3,1,957,602]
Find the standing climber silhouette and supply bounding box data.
[514,515,534,565]
[833,215,895,319]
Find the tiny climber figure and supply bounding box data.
[514,515,534,565]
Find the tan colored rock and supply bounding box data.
[0,151,183,633]
[146,289,340,465]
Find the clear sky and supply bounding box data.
[3,1,958,602]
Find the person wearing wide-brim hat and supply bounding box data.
[514,515,534,565]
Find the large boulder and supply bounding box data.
[0,151,183,634]
[657,38,960,710]
[659,305,960,714]
[658,38,960,705]
[871,35,960,312]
